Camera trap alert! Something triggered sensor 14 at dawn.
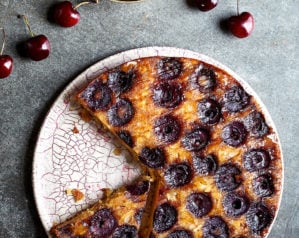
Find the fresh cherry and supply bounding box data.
[0,29,13,79]
[52,1,80,27]
[0,55,13,79]
[228,12,254,38]
[228,1,254,38]
[50,1,99,28]
[19,15,51,61]
[196,0,218,12]
[23,35,51,61]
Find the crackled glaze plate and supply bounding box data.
[33,47,283,236]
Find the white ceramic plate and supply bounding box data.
[32,47,283,236]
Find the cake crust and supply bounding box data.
[50,56,282,238]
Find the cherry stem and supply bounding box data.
[237,0,240,16]
[74,1,94,10]
[0,28,5,55]
[19,15,35,37]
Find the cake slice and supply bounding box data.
[50,175,159,238]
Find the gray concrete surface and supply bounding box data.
[0,0,298,237]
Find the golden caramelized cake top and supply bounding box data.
[50,178,153,237]
[52,56,282,238]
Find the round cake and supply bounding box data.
[50,53,283,238]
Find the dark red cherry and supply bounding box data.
[215,163,241,192]
[152,81,183,108]
[154,115,181,144]
[80,79,112,111]
[186,192,212,218]
[139,147,166,168]
[243,149,270,172]
[108,69,134,95]
[0,29,13,79]
[197,98,221,124]
[223,192,249,217]
[0,55,13,79]
[202,216,229,238]
[244,111,269,138]
[112,224,137,238]
[153,203,178,233]
[253,174,274,197]
[190,65,217,92]
[181,127,210,152]
[18,16,50,61]
[107,98,135,127]
[193,154,218,175]
[52,1,80,27]
[246,202,272,233]
[223,86,250,112]
[23,35,51,61]
[228,12,254,38]
[164,162,193,188]
[222,121,247,147]
[157,58,183,80]
[89,208,117,237]
[196,0,218,12]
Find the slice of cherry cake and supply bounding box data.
[50,177,157,237]
[51,56,282,238]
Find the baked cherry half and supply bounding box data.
[154,115,181,144]
[223,192,249,217]
[246,202,272,233]
[228,12,254,38]
[89,208,117,237]
[181,127,210,152]
[164,162,193,188]
[186,192,212,218]
[153,203,178,233]
[52,1,80,27]
[203,216,229,238]
[215,163,241,192]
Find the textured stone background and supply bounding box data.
[0,0,298,237]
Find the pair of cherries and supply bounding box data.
[0,16,51,79]
[0,1,94,79]
[196,0,254,38]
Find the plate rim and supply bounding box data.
[32,46,284,236]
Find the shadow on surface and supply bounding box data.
[23,101,54,238]
[185,0,198,9]
[217,11,236,36]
